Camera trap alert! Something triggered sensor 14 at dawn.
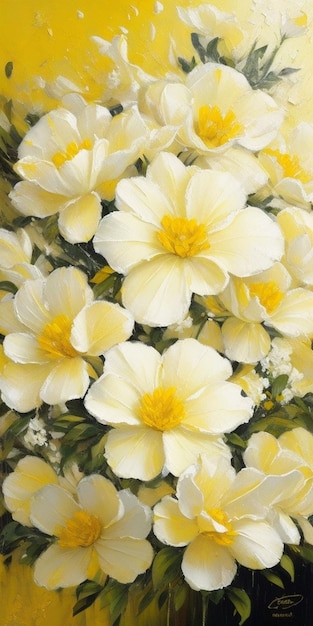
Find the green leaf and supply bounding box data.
[280,554,295,582]
[261,570,284,589]
[271,375,289,399]
[99,579,129,624]
[0,280,18,294]
[152,547,183,590]
[226,587,251,625]
[5,62,13,78]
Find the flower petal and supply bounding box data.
[39,357,90,405]
[30,484,79,535]
[105,427,165,480]
[163,430,231,477]
[231,519,283,569]
[34,543,91,589]
[77,475,122,528]
[154,496,199,546]
[182,534,237,591]
[95,536,153,583]
[58,193,102,243]
[71,301,134,355]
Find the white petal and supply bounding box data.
[122,256,192,326]
[0,361,52,412]
[105,489,152,539]
[58,193,102,243]
[77,475,121,528]
[9,180,66,218]
[231,519,283,569]
[222,318,271,363]
[39,357,90,405]
[182,534,237,591]
[154,497,199,546]
[163,430,231,477]
[34,543,91,589]
[71,301,134,355]
[95,536,153,583]
[4,333,51,364]
[105,427,165,480]
[45,266,93,319]
[270,288,313,336]
[30,484,79,535]
[85,373,142,426]
[14,279,50,332]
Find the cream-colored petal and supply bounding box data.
[222,318,271,363]
[0,361,53,412]
[200,147,268,195]
[93,211,163,274]
[182,534,237,591]
[231,519,283,569]
[153,497,199,546]
[209,206,284,276]
[77,475,122,528]
[163,430,231,477]
[9,180,67,218]
[183,256,229,296]
[122,256,192,326]
[95,536,153,583]
[183,381,253,433]
[2,456,58,526]
[14,278,50,333]
[115,173,173,223]
[15,157,76,196]
[0,227,32,265]
[85,373,142,426]
[270,288,313,336]
[185,169,246,227]
[45,266,93,319]
[30,484,79,535]
[4,333,51,364]
[105,427,165,480]
[104,490,152,540]
[0,297,28,334]
[18,108,80,159]
[71,301,134,356]
[147,152,192,209]
[58,193,102,243]
[34,543,91,589]
[39,357,90,405]
[162,338,232,397]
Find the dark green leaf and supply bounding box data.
[226,587,251,625]
[5,62,13,78]
[152,546,183,590]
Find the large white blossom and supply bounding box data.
[85,338,253,481]
[94,152,283,327]
[29,474,153,589]
[218,263,313,363]
[0,266,134,411]
[9,101,148,243]
[153,454,284,591]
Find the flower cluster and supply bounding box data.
[1,3,313,624]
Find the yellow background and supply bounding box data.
[1,1,313,624]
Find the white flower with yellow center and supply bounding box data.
[259,124,313,209]
[153,454,284,591]
[9,102,148,243]
[0,266,134,412]
[93,152,283,327]
[84,338,253,481]
[0,227,43,288]
[29,474,153,589]
[244,429,313,544]
[144,62,283,155]
[219,262,313,363]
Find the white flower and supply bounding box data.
[153,454,284,591]
[84,338,253,481]
[144,62,283,155]
[244,429,313,544]
[219,263,313,363]
[259,124,313,209]
[0,266,134,411]
[30,475,153,589]
[93,152,283,327]
[9,103,148,243]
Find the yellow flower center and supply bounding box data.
[196,105,243,148]
[38,314,79,359]
[57,510,102,548]
[249,281,284,314]
[52,139,92,168]
[265,149,310,183]
[203,508,236,546]
[138,386,185,431]
[157,215,209,258]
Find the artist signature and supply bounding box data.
[268,594,304,610]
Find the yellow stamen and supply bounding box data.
[196,105,243,148]
[203,508,236,546]
[57,510,101,548]
[265,149,310,183]
[38,314,79,359]
[157,215,209,258]
[52,138,92,168]
[138,386,185,431]
[249,281,284,314]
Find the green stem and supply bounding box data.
[167,584,172,626]
[202,593,208,626]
